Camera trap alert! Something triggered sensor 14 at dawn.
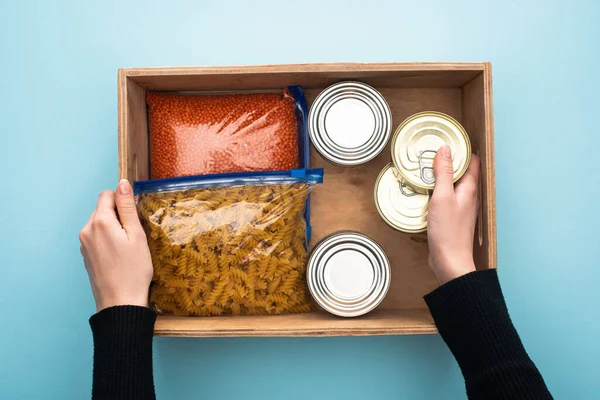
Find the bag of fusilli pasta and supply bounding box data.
[134,169,324,317]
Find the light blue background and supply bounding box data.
[1,0,598,398]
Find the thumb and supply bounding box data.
[432,145,455,197]
[115,179,142,234]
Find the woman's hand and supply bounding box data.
[79,179,153,312]
[427,145,480,285]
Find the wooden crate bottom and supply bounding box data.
[154,309,436,337]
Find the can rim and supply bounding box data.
[309,81,392,166]
[374,163,429,234]
[391,111,471,190]
[307,231,391,317]
[313,95,385,161]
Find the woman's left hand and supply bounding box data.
[79,179,153,312]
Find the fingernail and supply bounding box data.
[440,145,451,159]
[118,179,131,195]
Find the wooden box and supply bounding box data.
[118,63,496,337]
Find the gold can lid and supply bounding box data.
[374,163,429,233]
[391,111,471,191]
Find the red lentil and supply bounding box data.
[146,90,300,179]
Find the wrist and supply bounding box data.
[96,294,149,313]
[430,255,476,286]
[435,264,476,285]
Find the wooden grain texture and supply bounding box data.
[126,62,485,76]
[462,62,497,269]
[117,62,496,337]
[123,63,485,90]
[117,69,128,180]
[118,70,149,181]
[154,309,436,337]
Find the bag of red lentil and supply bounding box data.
[146,86,308,180]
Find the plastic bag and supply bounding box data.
[146,86,308,179]
[134,169,324,316]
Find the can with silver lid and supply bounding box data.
[391,111,471,191]
[309,82,392,166]
[374,163,430,233]
[307,231,390,317]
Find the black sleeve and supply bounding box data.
[89,305,157,400]
[424,269,553,400]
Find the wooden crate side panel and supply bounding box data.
[117,69,128,180]
[483,63,497,269]
[124,62,485,77]
[118,73,149,181]
[124,63,485,91]
[154,309,436,337]
[461,64,497,270]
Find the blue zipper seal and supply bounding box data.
[134,168,323,195]
[134,168,323,242]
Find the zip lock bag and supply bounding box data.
[134,169,323,316]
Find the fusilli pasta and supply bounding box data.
[137,183,313,316]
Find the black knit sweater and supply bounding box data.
[89,269,552,399]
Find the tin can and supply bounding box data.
[309,82,392,166]
[374,163,430,233]
[391,111,471,191]
[307,231,391,317]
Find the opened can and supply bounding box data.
[391,111,471,191]
[374,163,430,233]
[307,231,390,317]
[309,82,392,166]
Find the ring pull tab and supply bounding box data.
[398,181,418,197]
[418,150,437,185]
[391,167,419,197]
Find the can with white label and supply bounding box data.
[307,231,391,317]
[309,82,392,166]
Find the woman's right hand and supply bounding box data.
[79,180,154,312]
[427,145,480,285]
